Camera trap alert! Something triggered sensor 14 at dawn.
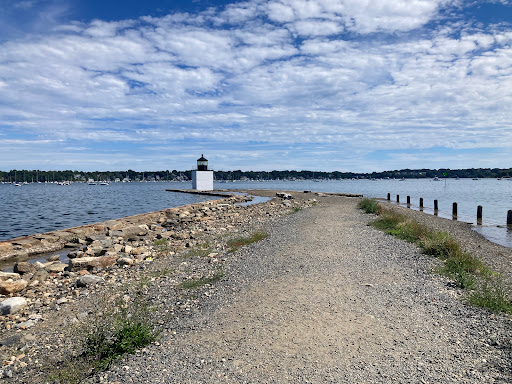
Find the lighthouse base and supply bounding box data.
[192,170,213,191]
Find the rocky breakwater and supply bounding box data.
[0,191,320,379]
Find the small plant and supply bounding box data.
[227,231,268,252]
[179,269,225,289]
[153,238,168,247]
[468,279,512,314]
[366,206,512,313]
[47,286,159,383]
[181,242,212,258]
[291,206,303,213]
[358,197,381,214]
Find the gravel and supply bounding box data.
[88,195,512,383]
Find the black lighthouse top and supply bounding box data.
[197,154,208,171]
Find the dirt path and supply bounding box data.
[104,196,511,383]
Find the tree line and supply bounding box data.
[1,168,511,182]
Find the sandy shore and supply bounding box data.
[1,191,511,383]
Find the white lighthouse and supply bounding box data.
[192,154,213,191]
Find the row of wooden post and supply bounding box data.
[387,193,512,226]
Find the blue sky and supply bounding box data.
[0,0,511,172]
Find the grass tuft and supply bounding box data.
[468,279,512,314]
[179,269,225,289]
[358,197,381,214]
[364,205,511,313]
[227,231,268,252]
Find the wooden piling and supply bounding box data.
[452,202,458,220]
[397,194,400,203]
[387,193,390,201]
[407,196,411,206]
[434,200,438,216]
[477,205,482,225]
[419,198,424,210]
[508,210,512,226]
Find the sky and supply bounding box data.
[0,0,512,172]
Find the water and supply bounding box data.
[0,182,221,241]
[218,178,512,248]
[1,178,511,248]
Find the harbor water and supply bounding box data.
[0,178,511,248]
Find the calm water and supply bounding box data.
[0,182,220,241]
[1,178,511,248]
[218,178,512,248]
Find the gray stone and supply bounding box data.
[13,262,39,275]
[69,257,99,271]
[76,275,103,287]
[46,262,67,273]
[31,270,49,282]
[0,297,28,315]
[117,257,134,266]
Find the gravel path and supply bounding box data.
[98,196,511,383]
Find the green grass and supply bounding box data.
[468,279,512,314]
[179,269,225,289]
[47,287,159,383]
[153,238,168,246]
[358,197,381,214]
[291,206,303,213]
[365,206,512,313]
[227,231,268,252]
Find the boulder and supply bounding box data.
[31,270,49,282]
[110,225,148,239]
[117,257,134,266]
[69,257,99,271]
[13,262,39,275]
[0,272,21,282]
[276,192,293,200]
[0,297,28,315]
[46,262,67,273]
[0,279,28,295]
[77,275,103,288]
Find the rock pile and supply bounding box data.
[0,191,319,379]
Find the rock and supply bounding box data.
[77,275,103,288]
[13,262,39,275]
[46,262,67,273]
[16,319,36,329]
[31,270,49,282]
[0,297,28,315]
[124,245,133,254]
[113,244,124,252]
[276,192,293,200]
[110,225,148,239]
[0,280,28,295]
[117,257,134,266]
[282,201,292,207]
[0,272,21,282]
[0,335,21,346]
[69,257,100,271]
[46,254,60,262]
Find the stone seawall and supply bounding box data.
[0,195,248,263]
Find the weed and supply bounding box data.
[179,269,225,289]
[181,242,212,258]
[291,206,303,213]
[47,286,159,383]
[468,279,512,314]
[365,206,511,313]
[150,267,174,278]
[227,231,268,252]
[153,238,168,247]
[358,197,380,214]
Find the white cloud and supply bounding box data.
[0,0,511,171]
